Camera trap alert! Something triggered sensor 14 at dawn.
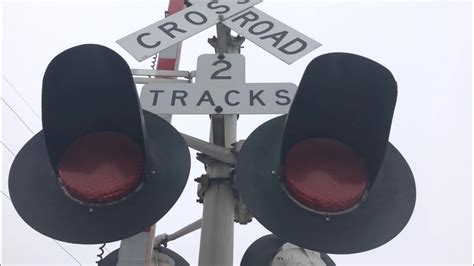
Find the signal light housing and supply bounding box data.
[236,53,416,253]
[99,248,189,266]
[241,234,335,266]
[8,44,190,244]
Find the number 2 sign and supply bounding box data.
[195,54,246,86]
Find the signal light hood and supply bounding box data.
[8,44,191,244]
[236,53,416,254]
[99,247,189,266]
[241,234,335,266]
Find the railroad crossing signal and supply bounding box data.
[8,44,191,244]
[6,0,417,263]
[235,52,416,254]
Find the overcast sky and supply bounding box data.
[1,1,472,265]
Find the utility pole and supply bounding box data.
[198,22,244,266]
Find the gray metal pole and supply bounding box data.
[198,23,242,266]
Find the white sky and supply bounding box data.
[1,1,472,265]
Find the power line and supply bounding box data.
[2,75,41,119]
[2,190,11,200]
[2,141,16,157]
[2,98,35,135]
[53,241,82,265]
[2,187,82,265]
[1,104,82,265]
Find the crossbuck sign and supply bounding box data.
[117,0,321,64]
[118,0,321,113]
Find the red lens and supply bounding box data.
[282,138,368,213]
[58,132,144,204]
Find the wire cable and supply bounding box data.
[2,95,82,265]
[2,75,41,119]
[96,243,106,264]
[2,190,11,200]
[150,54,158,71]
[2,141,16,157]
[54,242,82,265]
[2,97,35,135]
[2,187,82,265]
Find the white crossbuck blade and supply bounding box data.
[117,1,321,64]
[222,7,321,64]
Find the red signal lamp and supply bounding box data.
[282,138,368,214]
[58,132,144,204]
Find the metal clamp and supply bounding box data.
[181,133,237,165]
[153,219,202,249]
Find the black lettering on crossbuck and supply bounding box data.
[137,33,161,48]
